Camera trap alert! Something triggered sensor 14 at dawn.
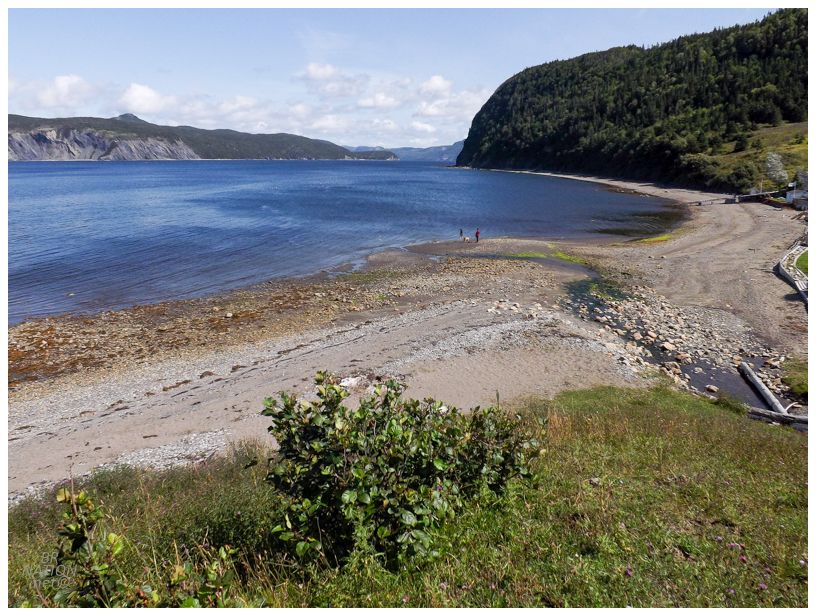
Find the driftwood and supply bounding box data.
[739,362,789,414]
[748,405,807,426]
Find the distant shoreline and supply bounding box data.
[7,157,403,163]
[458,165,730,207]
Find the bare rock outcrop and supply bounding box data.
[8,129,200,161]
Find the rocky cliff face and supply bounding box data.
[8,129,200,161]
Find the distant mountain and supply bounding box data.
[344,145,388,153]
[114,113,149,124]
[457,8,807,192]
[348,140,465,162]
[8,114,397,161]
[391,141,465,162]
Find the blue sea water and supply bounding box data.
[8,160,677,324]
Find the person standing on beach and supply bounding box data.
[475,228,480,243]
[459,228,463,239]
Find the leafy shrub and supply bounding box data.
[24,488,243,607]
[733,133,749,152]
[48,487,133,607]
[262,372,538,568]
[723,161,759,193]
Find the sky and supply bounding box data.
[8,7,774,148]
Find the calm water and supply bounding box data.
[8,160,678,324]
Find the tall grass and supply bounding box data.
[8,386,807,607]
[781,358,808,400]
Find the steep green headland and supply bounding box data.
[457,9,807,192]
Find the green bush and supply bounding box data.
[25,488,242,607]
[15,374,539,606]
[262,372,538,568]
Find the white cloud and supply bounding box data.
[371,118,399,132]
[419,75,452,97]
[410,121,437,134]
[415,88,490,120]
[10,64,480,147]
[358,92,400,109]
[118,83,176,114]
[320,79,367,98]
[289,102,312,118]
[303,62,340,81]
[298,63,369,98]
[310,114,351,132]
[218,95,258,114]
[37,74,94,109]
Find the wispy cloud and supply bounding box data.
[295,26,355,59]
[297,62,370,98]
[410,120,436,134]
[37,74,96,110]
[357,92,401,109]
[119,83,177,114]
[419,75,453,97]
[303,62,341,80]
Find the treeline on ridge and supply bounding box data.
[457,9,807,192]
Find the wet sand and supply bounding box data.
[8,174,807,500]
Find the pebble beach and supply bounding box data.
[8,176,808,501]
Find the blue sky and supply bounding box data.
[9,8,772,147]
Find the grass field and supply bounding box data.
[795,250,807,276]
[715,122,808,188]
[781,358,808,400]
[8,386,807,607]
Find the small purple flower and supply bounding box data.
[758,583,768,591]
[625,566,634,577]
[739,555,748,563]
[726,589,735,596]
[489,583,496,590]
[436,484,443,492]
[800,560,806,566]
[401,595,409,604]
[715,536,723,542]
[727,542,740,549]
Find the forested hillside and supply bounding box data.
[457,9,807,192]
[8,114,397,161]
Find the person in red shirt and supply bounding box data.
[475,228,480,243]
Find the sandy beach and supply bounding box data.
[8,176,808,500]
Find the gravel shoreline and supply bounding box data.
[8,174,808,502]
